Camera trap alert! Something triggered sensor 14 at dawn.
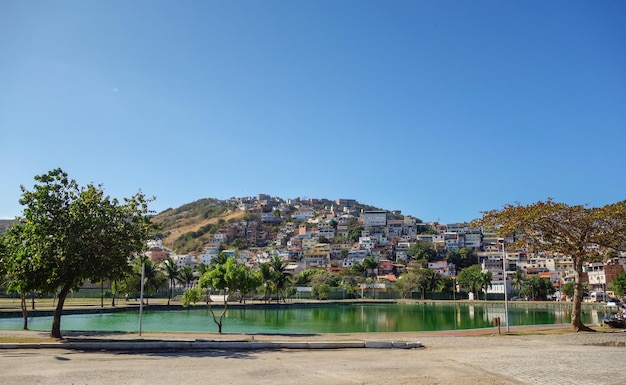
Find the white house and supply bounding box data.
[361,211,387,227]
[294,210,314,221]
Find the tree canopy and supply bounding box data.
[7,168,155,338]
[474,198,626,331]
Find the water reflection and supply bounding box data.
[0,303,609,334]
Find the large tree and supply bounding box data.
[457,264,491,300]
[475,199,626,331]
[16,168,154,338]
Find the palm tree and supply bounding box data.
[270,256,290,302]
[362,257,379,279]
[259,263,275,303]
[423,269,443,296]
[511,269,526,296]
[350,262,366,278]
[362,257,380,299]
[139,260,166,306]
[160,257,180,306]
[177,265,195,289]
[197,262,210,276]
[210,252,228,268]
[478,270,493,301]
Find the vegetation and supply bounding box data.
[609,272,626,297]
[160,257,180,306]
[0,219,46,330]
[475,199,626,331]
[195,257,260,333]
[519,276,555,300]
[0,169,155,338]
[407,242,437,265]
[445,248,478,270]
[456,265,492,300]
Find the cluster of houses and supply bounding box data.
[145,194,626,297]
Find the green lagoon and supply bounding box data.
[0,303,608,334]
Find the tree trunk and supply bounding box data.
[51,284,71,339]
[168,280,172,306]
[111,280,116,307]
[20,293,28,330]
[207,290,227,334]
[571,255,594,332]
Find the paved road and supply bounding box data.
[1,330,625,385]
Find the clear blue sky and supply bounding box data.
[1,1,624,223]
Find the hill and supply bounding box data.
[0,219,15,236]
[150,196,405,255]
[151,198,246,254]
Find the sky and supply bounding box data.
[1,1,625,224]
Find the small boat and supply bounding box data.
[602,317,626,329]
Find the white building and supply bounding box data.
[294,210,314,221]
[361,211,387,227]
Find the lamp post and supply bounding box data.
[139,259,145,336]
[501,239,510,332]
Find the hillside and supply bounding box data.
[0,219,15,236]
[151,198,246,254]
[150,196,405,255]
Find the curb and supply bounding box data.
[0,340,424,351]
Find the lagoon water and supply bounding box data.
[0,303,607,334]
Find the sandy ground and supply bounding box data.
[1,327,626,385]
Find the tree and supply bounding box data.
[138,259,166,305]
[198,258,244,333]
[510,269,526,296]
[520,276,554,300]
[362,257,379,278]
[477,270,493,301]
[258,262,275,302]
[347,223,364,242]
[394,270,422,299]
[0,220,47,330]
[210,252,229,267]
[475,199,626,331]
[269,256,291,302]
[161,257,180,306]
[15,169,154,338]
[457,265,490,299]
[349,262,366,277]
[177,265,195,289]
[561,281,575,299]
[237,267,261,304]
[422,268,443,295]
[362,257,380,298]
[312,283,331,300]
[181,286,202,307]
[446,248,478,270]
[611,272,626,297]
[408,242,438,264]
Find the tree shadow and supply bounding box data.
[76,347,278,359]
